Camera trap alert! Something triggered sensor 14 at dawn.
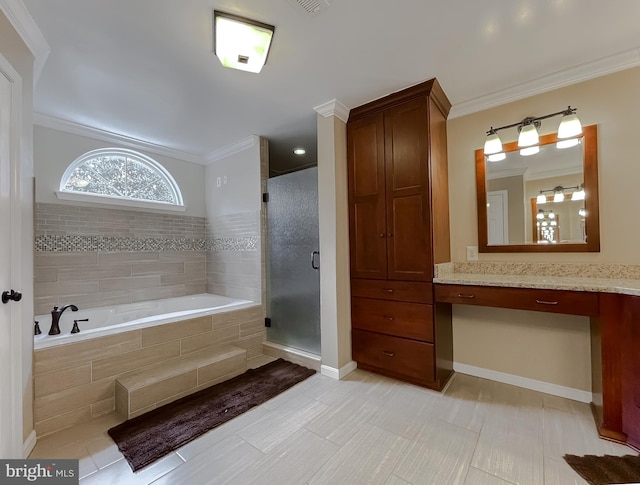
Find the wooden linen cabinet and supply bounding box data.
[347,79,453,390]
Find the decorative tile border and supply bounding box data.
[35,235,258,252]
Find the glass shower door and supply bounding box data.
[266,167,320,355]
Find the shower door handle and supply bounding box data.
[311,251,320,270]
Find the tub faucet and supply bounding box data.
[49,304,78,335]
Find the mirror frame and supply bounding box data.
[475,124,599,253]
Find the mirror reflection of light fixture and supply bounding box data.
[483,106,582,160]
[487,152,506,162]
[571,185,585,201]
[536,184,583,204]
[578,208,587,217]
[213,10,275,73]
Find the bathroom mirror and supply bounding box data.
[475,124,599,252]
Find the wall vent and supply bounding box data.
[287,0,330,16]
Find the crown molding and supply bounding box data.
[33,112,206,165]
[203,135,259,164]
[449,47,640,119]
[0,0,50,82]
[486,166,528,181]
[313,99,350,123]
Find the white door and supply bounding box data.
[0,55,23,458]
[487,190,509,245]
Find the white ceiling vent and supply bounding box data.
[287,0,330,16]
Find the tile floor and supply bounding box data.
[29,356,634,484]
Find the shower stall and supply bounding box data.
[266,166,320,355]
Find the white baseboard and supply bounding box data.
[23,430,36,458]
[454,362,592,403]
[321,361,357,380]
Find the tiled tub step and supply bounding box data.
[115,345,246,419]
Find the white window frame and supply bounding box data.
[56,148,185,212]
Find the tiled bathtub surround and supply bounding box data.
[33,305,264,437]
[206,212,261,302]
[34,204,261,314]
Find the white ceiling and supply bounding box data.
[22,0,640,173]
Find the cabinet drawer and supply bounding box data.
[352,329,435,382]
[351,279,433,303]
[351,297,434,342]
[434,284,598,316]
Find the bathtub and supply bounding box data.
[34,293,255,350]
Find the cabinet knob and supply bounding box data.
[379,234,385,238]
[387,233,393,237]
[382,350,396,357]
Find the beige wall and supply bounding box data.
[34,125,207,217]
[447,66,640,391]
[487,175,525,244]
[0,9,35,447]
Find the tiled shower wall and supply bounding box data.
[206,212,261,302]
[34,203,208,315]
[34,203,264,315]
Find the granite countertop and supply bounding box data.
[433,262,640,297]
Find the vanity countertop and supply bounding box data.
[433,262,640,296]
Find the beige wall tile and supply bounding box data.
[34,332,142,375]
[214,305,263,329]
[129,370,197,412]
[98,252,160,264]
[91,397,115,417]
[240,318,265,338]
[161,273,204,286]
[115,381,128,419]
[98,275,161,292]
[129,286,185,303]
[35,252,98,268]
[68,291,131,311]
[160,251,206,262]
[57,264,131,281]
[35,280,99,297]
[35,379,114,422]
[237,333,266,353]
[34,364,92,398]
[180,327,238,355]
[35,406,93,437]
[142,316,212,347]
[92,340,180,381]
[35,267,57,283]
[197,353,246,386]
[131,262,184,276]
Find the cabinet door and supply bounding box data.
[384,99,432,281]
[347,114,387,279]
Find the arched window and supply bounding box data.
[57,148,184,210]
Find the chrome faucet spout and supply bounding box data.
[49,304,79,335]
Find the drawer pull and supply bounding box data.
[382,289,394,293]
[382,350,396,357]
[457,294,476,299]
[536,299,559,305]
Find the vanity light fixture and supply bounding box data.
[578,208,587,217]
[536,185,583,204]
[213,10,275,73]
[487,152,506,162]
[483,106,582,158]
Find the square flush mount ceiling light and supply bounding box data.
[213,10,275,73]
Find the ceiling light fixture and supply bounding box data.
[213,10,275,73]
[293,148,306,155]
[483,106,582,158]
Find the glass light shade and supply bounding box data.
[484,132,503,155]
[556,138,580,149]
[537,193,547,204]
[551,220,557,226]
[487,152,506,162]
[571,188,585,201]
[293,148,306,155]
[558,113,582,139]
[579,208,587,217]
[548,211,555,219]
[553,191,564,203]
[214,12,274,73]
[536,210,544,220]
[519,146,540,156]
[542,221,548,227]
[518,123,539,147]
